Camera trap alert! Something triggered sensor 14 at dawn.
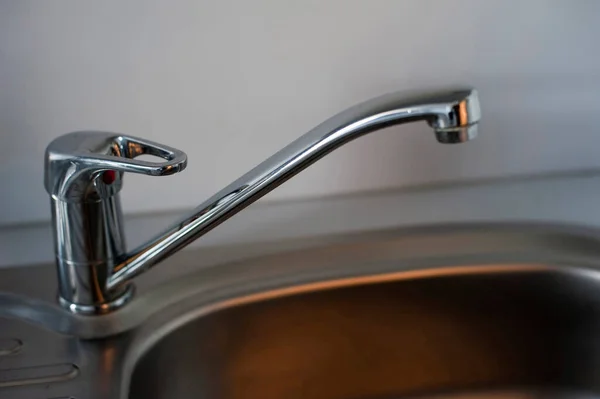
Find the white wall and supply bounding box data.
[2,0,600,226]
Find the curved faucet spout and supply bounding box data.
[108,88,480,289]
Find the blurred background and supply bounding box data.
[2,1,600,263]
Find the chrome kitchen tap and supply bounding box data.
[44,88,480,315]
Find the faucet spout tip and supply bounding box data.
[428,88,480,144]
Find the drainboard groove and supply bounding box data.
[0,339,22,356]
[0,363,79,388]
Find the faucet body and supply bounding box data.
[44,88,480,314]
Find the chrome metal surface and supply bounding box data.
[109,89,480,288]
[45,132,187,313]
[3,224,600,398]
[44,88,480,314]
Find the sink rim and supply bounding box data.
[118,222,600,398]
[5,222,600,341]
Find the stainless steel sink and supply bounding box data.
[129,267,600,399]
[4,224,600,399]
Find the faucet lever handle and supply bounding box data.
[83,133,188,177]
[45,131,188,199]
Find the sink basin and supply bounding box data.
[128,267,600,399]
[5,224,600,399]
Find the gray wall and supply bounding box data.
[2,0,600,226]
